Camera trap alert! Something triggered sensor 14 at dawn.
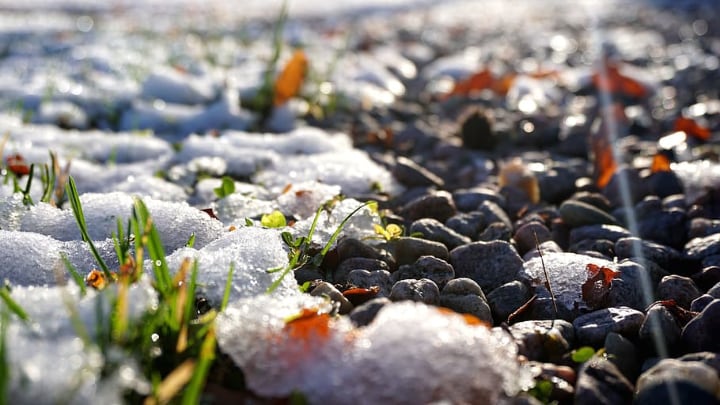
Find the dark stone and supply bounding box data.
[439,278,492,324]
[569,224,632,245]
[574,356,634,405]
[391,237,449,266]
[614,237,686,272]
[536,166,578,204]
[337,238,384,261]
[691,294,715,312]
[393,255,455,288]
[450,240,524,293]
[571,191,612,212]
[293,264,324,285]
[646,170,684,199]
[349,297,391,327]
[572,307,645,347]
[452,187,505,212]
[392,156,444,188]
[458,107,497,151]
[688,218,720,239]
[346,269,393,298]
[400,190,457,223]
[477,221,512,242]
[509,320,574,362]
[635,359,720,405]
[692,266,720,291]
[681,299,720,353]
[389,278,440,305]
[656,275,701,309]
[513,222,553,256]
[685,233,720,261]
[638,208,688,249]
[310,282,353,314]
[605,332,640,382]
[445,212,486,239]
[607,260,655,311]
[487,280,531,323]
[477,200,513,230]
[638,305,682,355]
[558,200,620,227]
[409,218,471,250]
[333,257,390,284]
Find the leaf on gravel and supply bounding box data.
[589,119,618,189]
[581,263,620,310]
[274,50,308,106]
[674,116,710,141]
[446,69,494,98]
[650,150,672,173]
[283,307,331,343]
[592,62,647,99]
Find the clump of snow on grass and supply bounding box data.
[140,66,217,105]
[291,197,382,246]
[0,230,64,286]
[164,226,294,305]
[216,299,530,404]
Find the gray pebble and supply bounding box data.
[604,332,640,382]
[574,355,634,405]
[615,237,685,271]
[656,275,700,309]
[558,200,620,227]
[685,233,720,261]
[638,208,687,249]
[572,306,645,347]
[691,294,715,312]
[337,238,385,261]
[678,352,720,376]
[293,265,324,285]
[477,221,512,242]
[452,187,505,213]
[445,212,486,239]
[439,278,492,324]
[333,257,390,284]
[346,269,393,298]
[389,278,440,305]
[513,221,553,256]
[605,260,653,311]
[689,217,720,239]
[708,281,720,298]
[391,236,449,266]
[393,255,454,288]
[536,166,578,204]
[509,320,574,362]
[450,240,523,293]
[310,282,354,315]
[638,304,681,354]
[409,218,471,249]
[681,299,720,353]
[349,297,391,327]
[486,280,531,323]
[522,240,564,261]
[477,200,512,230]
[569,224,632,246]
[400,190,456,223]
[635,359,720,404]
[392,156,444,187]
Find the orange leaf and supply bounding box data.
[673,116,710,141]
[284,307,331,342]
[5,153,30,176]
[650,152,672,173]
[492,73,517,96]
[446,69,494,98]
[436,307,490,327]
[274,50,308,106]
[592,63,647,99]
[590,120,617,189]
[582,263,620,310]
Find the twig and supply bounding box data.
[534,230,558,328]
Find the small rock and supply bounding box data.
[574,355,634,405]
[477,200,513,230]
[569,224,632,245]
[393,256,455,288]
[678,352,720,376]
[662,194,687,211]
[477,221,512,242]
[615,237,685,271]
[389,278,440,305]
[604,332,640,382]
[635,359,720,404]
[349,297,391,327]
[656,275,701,309]
[570,191,612,212]
[458,107,497,151]
[681,299,720,353]
[602,166,648,208]
[638,208,687,249]
[450,240,524,293]
[691,266,720,291]
[509,320,574,362]
[691,295,715,312]
[572,307,645,347]
[400,190,456,223]
[346,269,393,298]
[391,237,449,266]
[445,212,486,238]
[439,278,492,324]
[487,280,532,323]
[337,238,385,261]
[638,304,682,355]
[513,222,553,256]
[558,200,620,227]
[333,258,390,284]
[685,233,720,261]
[536,166,578,204]
[310,282,354,315]
[409,218,471,249]
[688,217,720,239]
[646,170,684,199]
[392,156,444,188]
[452,187,505,212]
[522,240,564,261]
[293,265,324,285]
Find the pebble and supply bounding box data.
[509,320,574,362]
[681,299,720,353]
[391,236,449,266]
[678,352,720,376]
[310,281,354,315]
[688,217,720,239]
[691,294,715,312]
[399,190,457,223]
[392,156,444,188]
[572,306,645,347]
[604,332,640,382]
[293,265,324,285]
[656,275,701,309]
[409,218,471,249]
[535,166,578,204]
[558,200,620,227]
[574,355,634,405]
[638,208,687,249]
[333,257,390,284]
[452,187,505,213]
[638,304,682,355]
[513,221,553,256]
[389,278,440,305]
[635,359,720,404]
[449,240,524,293]
[477,221,512,242]
[486,280,532,323]
[457,107,497,151]
[685,233,720,261]
[691,266,720,291]
[646,170,685,199]
[522,240,564,261]
[349,297,391,327]
[569,238,615,258]
[568,224,632,246]
[346,269,394,298]
[614,236,685,272]
[570,191,612,212]
[444,212,486,239]
[602,166,648,208]
[337,238,386,262]
[439,278,492,324]
[709,282,720,298]
[393,255,455,288]
[477,200,513,230]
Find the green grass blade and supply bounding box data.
[320,201,374,258]
[21,164,34,206]
[220,263,234,312]
[181,328,216,405]
[182,260,199,333]
[185,233,196,248]
[0,287,29,323]
[132,198,171,295]
[66,176,111,277]
[0,309,9,404]
[60,252,87,296]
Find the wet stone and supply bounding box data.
[393,256,454,289]
[604,332,640,382]
[310,282,354,315]
[569,238,615,258]
[346,269,393,298]
[477,221,512,242]
[681,299,720,353]
[486,280,531,323]
[569,224,632,245]
[509,320,574,362]
[635,359,720,405]
[646,170,685,199]
[662,194,687,211]
[708,282,720,298]
[558,200,620,227]
[392,156,444,188]
[333,257,390,284]
[513,222,552,256]
[389,278,440,305]
[391,236,449,266]
[614,237,685,271]
[409,218,471,250]
[439,278,492,324]
[444,212,486,239]
[570,191,612,212]
[638,208,687,249]
[400,190,456,223]
[293,265,324,285]
[638,305,682,355]
[522,240,564,261]
[606,260,652,311]
[574,356,634,405]
[678,352,720,376]
[458,107,497,151]
[349,297,391,327]
[656,275,701,309]
[572,307,645,347]
[449,240,524,294]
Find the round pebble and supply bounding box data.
[391,236,449,266]
[449,240,524,293]
[346,269,394,298]
[681,299,720,353]
[400,190,457,223]
[439,278,492,324]
[389,278,440,305]
[393,255,455,288]
[572,306,645,347]
[558,200,620,227]
[656,275,701,309]
[409,218,471,249]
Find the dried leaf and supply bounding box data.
[650,151,672,173]
[592,62,647,99]
[436,307,490,327]
[646,299,699,327]
[85,269,116,290]
[446,69,494,98]
[5,153,30,176]
[274,50,308,106]
[284,307,331,342]
[674,116,710,141]
[581,264,621,310]
[590,119,618,189]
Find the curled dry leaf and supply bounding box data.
[283,307,331,342]
[85,268,116,290]
[581,263,621,310]
[274,50,308,106]
[592,62,647,99]
[5,153,31,176]
[342,285,380,306]
[673,116,711,141]
[645,299,699,327]
[590,119,618,189]
[650,150,672,173]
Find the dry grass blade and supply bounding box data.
[534,231,558,326]
[145,359,196,405]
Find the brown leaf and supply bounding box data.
[274,50,308,106]
[590,118,618,189]
[592,62,647,99]
[581,264,621,310]
[674,116,711,141]
[284,307,331,342]
[650,151,672,173]
[5,153,30,176]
